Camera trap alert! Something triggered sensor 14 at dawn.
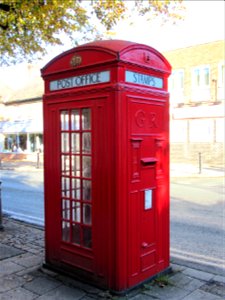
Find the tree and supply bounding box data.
[0,0,184,65]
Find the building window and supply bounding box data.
[170,120,187,142]
[3,133,43,152]
[218,62,225,101]
[191,66,210,102]
[189,119,214,142]
[169,69,184,106]
[216,118,224,142]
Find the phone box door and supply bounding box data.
[44,98,112,287]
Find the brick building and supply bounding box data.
[164,40,224,167]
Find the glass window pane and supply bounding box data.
[71,155,80,177]
[71,178,80,199]
[71,109,80,130]
[194,69,200,86]
[61,133,70,153]
[61,155,70,175]
[82,156,91,178]
[82,108,91,130]
[71,224,81,245]
[178,71,184,88]
[82,132,91,154]
[61,111,69,131]
[221,65,225,84]
[72,201,81,222]
[83,227,92,248]
[62,199,70,220]
[62,221,70,242]
[203,67,209,85]
[71,133,80,153]
[83,180,91,201]
[83,204,92,225]
[61,177,70,197]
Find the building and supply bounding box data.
[164,40,224,166]
[0,64,43,155]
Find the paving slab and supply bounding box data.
[0,274,25,293]
[16,265,42,277]
[182,268,214,281]
[143,284,190,300]
[213,275,225,283]
[171,263,186,273]
[0,243,24,260]
[0,287,37,300]
[56,273,102,295]
[131,293,156,299]
[23,276,62,295]
[0,261,24,276]
[182,289,223,300]
[200,280,225,297]
[80,297,100,300]
[12,253,43,268]
[36,285,85,300]
[170,272,204,292]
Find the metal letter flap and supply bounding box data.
[140,157,157,166]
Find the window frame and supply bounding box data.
[169,69,185,106]
[191,65,211,102]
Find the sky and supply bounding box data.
[111,0,225,53]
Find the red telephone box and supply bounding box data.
[41,40,171,293]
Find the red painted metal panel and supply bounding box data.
[127,94,169,288]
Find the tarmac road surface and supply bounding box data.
[170,176,225,275]
[0,169,44,226]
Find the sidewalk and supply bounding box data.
[0,159,43,171]
[170,163,225,178]
[0,159,224,177]
[0,217,225,299]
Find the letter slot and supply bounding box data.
[141,157,157,166]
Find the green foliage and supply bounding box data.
[154,274,171,287]
[143,274,172,290]
[0,0,184,65]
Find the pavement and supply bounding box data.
[170,163,225,178]
[0,159,224,177]
[0,216,224,300]
[0,159,225,299]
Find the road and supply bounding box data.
[0,169,44,226]
[170,176,225,274]
[0,167,224,274]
